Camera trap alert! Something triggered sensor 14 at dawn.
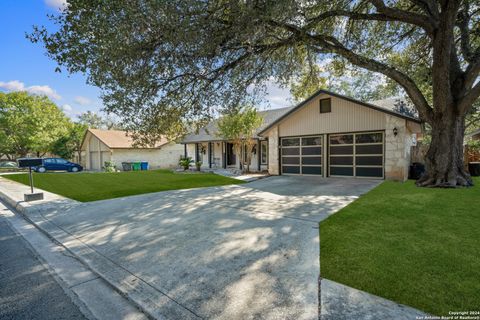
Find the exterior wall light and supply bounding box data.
[393,127,398,137]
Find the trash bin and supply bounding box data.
[409,162,425,180]
[468,162,480,176]
[122,162,132,171]
[140,161,149,171]
[132,162,141,171]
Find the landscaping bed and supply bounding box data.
[320,178,480,315]
[4,169,244,202]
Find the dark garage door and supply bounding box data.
[281,136,323,175]
[328,131,384,178]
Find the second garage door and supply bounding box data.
[281,136,323,175]
[328,131,384,178]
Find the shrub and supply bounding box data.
[179,157,193,170]
[103,161,117,173]
[195,161,202,171]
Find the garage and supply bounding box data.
[281,136,323,175]
[328,131,384,178]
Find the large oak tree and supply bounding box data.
[31,0,480,186]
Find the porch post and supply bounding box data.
[208,142,212,168]
[222,142,227,169]
[195,143,199,162]
[184,144,187,158]
[257,139,261,171]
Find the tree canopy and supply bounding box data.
[31,0,480,186]
[217,106,263,172]
[0,91,70,159]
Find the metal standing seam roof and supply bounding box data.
[85,129,171,149]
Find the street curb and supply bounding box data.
[0,180,201,320]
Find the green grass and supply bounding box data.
[4,169,244,202]
[320,178,480,316]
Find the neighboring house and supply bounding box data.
[182,89,422,181]
[81,129,184,171]
[467,128,480,141]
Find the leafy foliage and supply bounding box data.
[51,122,88,160]
[77,111,123,130]
[0,91,70,158]
[217,106,263,172]
[179,157,193,171]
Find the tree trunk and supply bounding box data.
[417,112,473,187]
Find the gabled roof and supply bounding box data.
[181,106,294,143]
[83,129,170,149]
[258,89,421,135]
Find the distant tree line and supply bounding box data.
[0,91,121,161]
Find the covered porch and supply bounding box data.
[183,139,268,172]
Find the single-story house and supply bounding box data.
[81,129,184,171]
[182,89,422,181]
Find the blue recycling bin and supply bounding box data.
[140,161,149,171]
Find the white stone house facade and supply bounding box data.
[183,89,422,181]
[81,129,184,171]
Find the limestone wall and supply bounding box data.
[267,126,279,175]
[384,115,410,181]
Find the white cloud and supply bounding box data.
[74,96,92,105]
[0,80,62,100]
[45,0,67,11]
[264,81,292,109]
[27,85,62,100]
[62,104,73,112]
[0,80,25,91]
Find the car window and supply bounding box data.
[56,159,68,164]
[44,159,55,164]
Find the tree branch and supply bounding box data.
[268,19,433,122]
[457,1,473,63]
[368,0,437,34]
[408,0,439,19]
[459,81,480,114]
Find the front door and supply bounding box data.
[226,143,236,166]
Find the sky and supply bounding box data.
[0,0,292,120]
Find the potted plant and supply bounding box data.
[195,161,202,171]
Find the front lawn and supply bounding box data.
[4,169,244,202]
[320,178,480,316]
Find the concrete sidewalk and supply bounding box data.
[0,176,430,320]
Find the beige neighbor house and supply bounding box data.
[182,89,422,181]
[81,129,184,171]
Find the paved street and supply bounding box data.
[0,205,86,320]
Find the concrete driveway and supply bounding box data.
[34,176,380,319]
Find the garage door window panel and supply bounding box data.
[356,156,383,166]
[282,157,300,165]
[302,166,322,175]
[282,138,300,146]
[356,167,383,177]
[330,166,354,176]
[282,148,300,156]
[356,144,383,155]
[302,147,322,155]
[330,135,353,145]
[330,145,354,155]
[302,157,322,165]
[330,156,353,165]
[283,166,300,174]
